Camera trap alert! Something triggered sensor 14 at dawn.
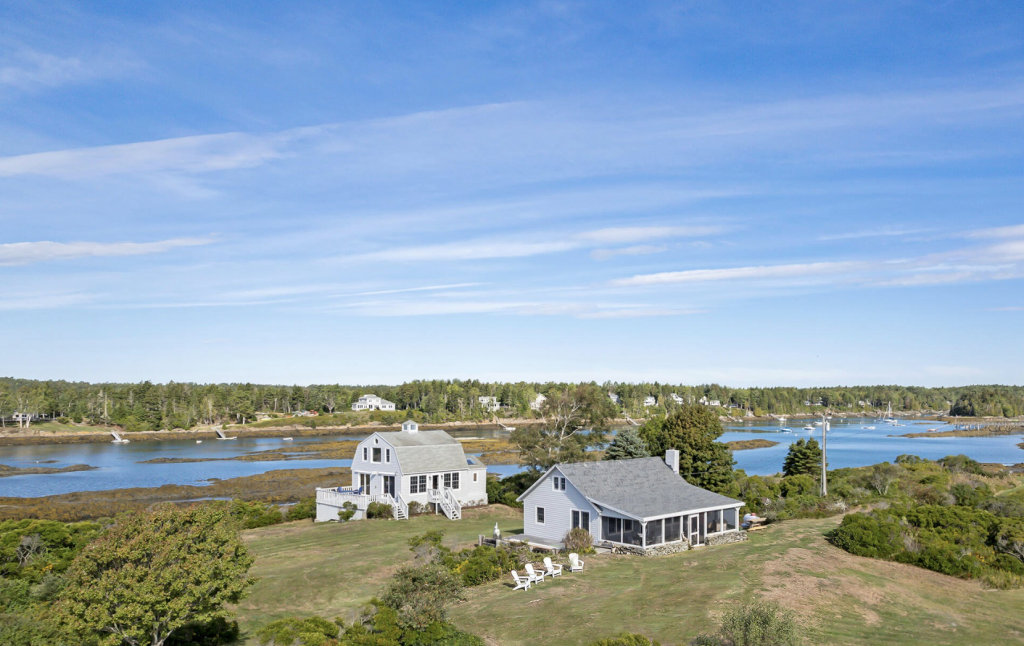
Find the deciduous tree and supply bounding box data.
[56,505,256,646]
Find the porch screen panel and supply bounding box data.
[664,516,682,542]
[645,519,664,545]
[622,519,642,546]
[602,516,622,543]
[707,509,722,533]
[724,508,737,531]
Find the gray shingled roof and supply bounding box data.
[377,430,481,475]
[555,457,741,519]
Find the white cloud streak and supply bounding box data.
[0,49,139,91]
[610,261,862,287]
[0,238,212,267]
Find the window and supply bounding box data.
[571,510,590,533]
[707,509,722,534]
[372,447,382,463]
[385,449,391,463]
[358,473,370,489]
[444,473,451,488]
[552,476,566,491]
[410,475,427,494]
[362,447,367,461]
[451,472,460,490]
[473,473,478,482]
[536,507,545,524]
[622,519,642,546]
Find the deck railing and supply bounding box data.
[316,487,407,520]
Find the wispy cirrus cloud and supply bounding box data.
[0,238,212,267]
[610,261,862,287]
[591,245,667,261]
[354,225,725,263]
[0,49,140,91]
[817,227,931,241]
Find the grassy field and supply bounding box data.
[238,506,1024,646]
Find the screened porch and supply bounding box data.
[599,506,740,548]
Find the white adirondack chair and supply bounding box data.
[525,563,546,583]
[510,570,531,591]
[543,557,563,577]
[569,552,585,573]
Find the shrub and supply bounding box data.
[256,615,339,645]
[563,527,594,555]
[366,502,394,519]
[939,455,984,475]
[896,454,924,465]
[448,545,519,586]
[408,501,427,516]
[228,499,283,529]
[343,600,483,646]
[286,497,317,522]
[717,601,800,646]
[379,564,464,630]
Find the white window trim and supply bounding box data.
[536,506,545,524]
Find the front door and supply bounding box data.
[384,476,395,496]
[689,515,702,546]
[432,474,440,490]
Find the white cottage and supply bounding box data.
[316,420,487,522]
[514,450,743,550]
[351,394,396,411]
[530,393,547,411]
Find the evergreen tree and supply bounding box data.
[782,438,823,477]
[638,405,734,493]
[604,427,650,460]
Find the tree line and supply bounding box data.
[1,376,1021,432]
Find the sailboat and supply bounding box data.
[778,416,793,433]
[882,402,898,425]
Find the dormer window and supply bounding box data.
[553,476,566,491]
[362,447,367,461]
[372,447,382,463]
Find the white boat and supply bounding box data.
[861,425,876,430]
[110,431,130,444]
[802,425,815,431]
[196,440,202,444]
[282,437,294,441]
[813,421,823,427]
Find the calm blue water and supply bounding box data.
[723,417,1024,476]
[0,418,1020,497]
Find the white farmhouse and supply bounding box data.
[643,396,657,407]
[513,450,743,551]
[351,394,396,411]
[478,396,500,412]
[316,420,487,522]
[530,393,547,411]
[670,393,684,405]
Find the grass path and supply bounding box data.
[238,507,1024,646]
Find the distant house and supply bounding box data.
[478,396,500,412]
[316,420,487,522]
[530,393,547,411]
[514,451,743,551]
[608,392,621,405]
[643,396,657,407]
[670,393,684,405]
[351,394,396,411]
[699,396,721,407]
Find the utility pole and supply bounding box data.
[820,411,830,496]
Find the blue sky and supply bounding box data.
[2,1,1023,386]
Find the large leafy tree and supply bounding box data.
[782,438,823,477]
[604,427,650,460]
[639,405,734,493]
[511,383,615,471]
[56,505,256,646]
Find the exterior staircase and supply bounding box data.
[428,487,462,520]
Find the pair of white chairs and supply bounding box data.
[511,555,580,591]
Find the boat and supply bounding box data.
[282,437,294,441]
[110,431,130,444]
[196,440,202,444]
[813,421,823,427]
[861,425,876,430]
[802,425,815,431]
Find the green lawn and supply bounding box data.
[239,507,1024,646]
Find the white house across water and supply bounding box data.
[351,394,396,411]
[514,450,743,550]
[316,420,487,522]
